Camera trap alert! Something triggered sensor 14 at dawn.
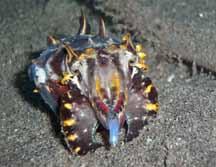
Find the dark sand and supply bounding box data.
[0,0,216,166]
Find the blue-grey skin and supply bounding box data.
[54,34,120,51]
[28,54,58,112]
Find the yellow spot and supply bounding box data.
[144,84,153,94]
[95,77,101,93]
[111,72,121,97]
[135,43,147,62]
[74,147,81,153]
[85,48,94,55]
[135,44,143,52]
[33,89,39,93]
[95,76,103,99]
[67,134,78,141]
[64,103,73,110]
[137,52,147,59]
[63,119,76,127]
[146,103,159,112]
[61,72,74,85]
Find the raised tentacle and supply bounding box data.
[125,69,159,142]
[60,88,102,155]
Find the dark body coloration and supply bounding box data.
[28,13,159,155]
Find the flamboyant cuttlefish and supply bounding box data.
[28,12,159,155]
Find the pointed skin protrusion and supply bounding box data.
[99,17,106,37]
[124,69,158,142]
[47,35,59,45]
[121,33,136,53]
[78,10,91,35]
